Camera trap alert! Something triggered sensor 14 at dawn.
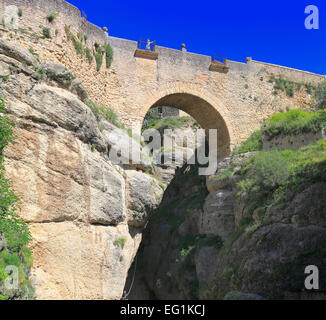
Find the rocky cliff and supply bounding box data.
[126,119,326,300]
[0,39,163,300]
[1,37,326,301]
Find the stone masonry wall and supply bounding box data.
[0,0,325,154]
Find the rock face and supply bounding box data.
[0,39,162,300]
[0,38,37,66]
[127,152,326,300]
[2,38,326,301]
[262,129,326,151]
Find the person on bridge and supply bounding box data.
[146,39,154,51]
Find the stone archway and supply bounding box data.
[140,85,233,158]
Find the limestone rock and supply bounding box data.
[101,120,154,173]
[195,246,219,299]
[213,223,326,299]
[178,210,201,237]
[206,152,255,192]
[29,222,141,300]
[0,38,37,66]
[87,151,126,225]
[41,61,75,86]
[201,190,236,240]
[70,79,88,102]
[125,169,163,227]
[0,59,11,77]
[29,84,106,151]
[281,183,326,227]
[206,174,241,193]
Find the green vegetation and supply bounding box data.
[0,96,33,300]
[85,99,121,128]
[0,75,9,83]
[225,107,326,252]
[42,27,51,39]
[17,8,23,17]
[315,82,326,110]
[103,43,113,68]
[94,47,103,71]
[71,36,83,56]
[269,76,326,106]
[233,130,262,154]
[263,109,326,138]
[64,26,113,71]
[47,12,58,23]
[114,237,127,249]
[143,115,199,132]
[234,109,326,154]
[35,68,45,81]
[85,47,93,64]
[237,140,326,215]
[215,168,233,182]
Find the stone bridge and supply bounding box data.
[1,0,325,156]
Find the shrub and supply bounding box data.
[103,43,113,68]
[114,237,127,249]
[72,38,83,56]
[0,96,33,299]
[47,12,58,23]
[143,116,189,132]
[42,27,51,39]
[64,25,71,38]
[85,100,120,128]
[0,97,31,250]
[314,82,326,110]
[85,47,93,64]
[269,75,297,97]
[17,8,23,17]
[263,109,326,138]
[251,150,290,189]
[35,68,45,81]
[233,130,262,154]
[215,169,233,182]
[237,139,326,211]
[103,108,119,126]
[94,48,103,71]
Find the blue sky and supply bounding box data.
[68,0,325,74]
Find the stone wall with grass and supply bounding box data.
[0,0,325,154]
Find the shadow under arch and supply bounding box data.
[144,92,231,158]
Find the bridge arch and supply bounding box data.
[139,83,233,157]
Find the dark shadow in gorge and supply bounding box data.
[123,162,219,300]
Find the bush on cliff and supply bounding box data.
[103,43,113,68]
[234,109,326,154]
[233,130,262,154]
[263,109,326,138]
[0,96,33,300]
[237,140,326,211]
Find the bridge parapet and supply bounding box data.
[0,0,325,152]
[0,0,324,82]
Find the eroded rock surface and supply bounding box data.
[0,39,162,300]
